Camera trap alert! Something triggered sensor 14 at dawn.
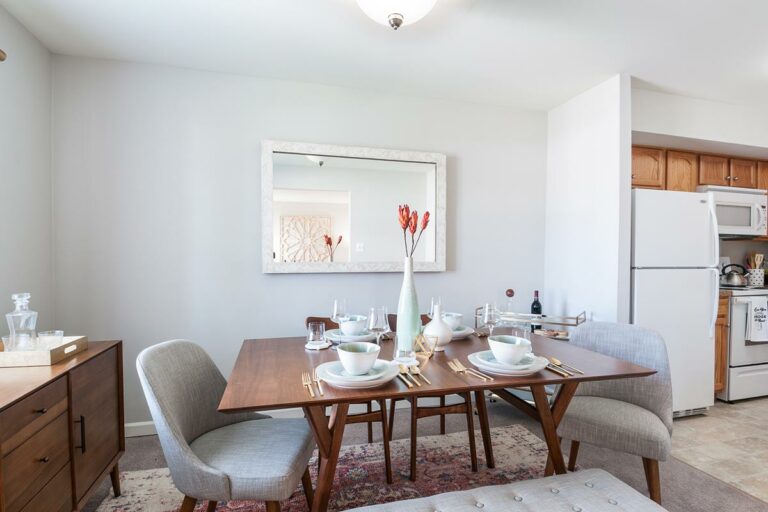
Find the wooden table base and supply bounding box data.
[304,403,349,512]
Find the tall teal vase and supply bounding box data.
[396,257,420,361]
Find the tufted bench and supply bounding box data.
[347,469,666,511]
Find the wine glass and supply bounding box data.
[368,306,390,345]
[429,296,442,319]
[332,299,348,324]
[483,303,499,337]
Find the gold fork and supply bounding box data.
[452,359,493,381]
[399,364,421,386]
[312,368,324,396]
[301,372,315,398]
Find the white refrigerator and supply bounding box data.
[631,189,719,415]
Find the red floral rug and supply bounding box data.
[96,424,548,511]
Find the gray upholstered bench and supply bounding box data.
[347,469,666,511]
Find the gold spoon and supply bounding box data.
[410,365,431,385]
[548,357,582,374]
[399,364,421,386]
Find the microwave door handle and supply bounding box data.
[758,205,766,235]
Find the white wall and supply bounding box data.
[51,56,548,424]
[0,6,54,332]
[632,87,768,149]
[544,75,632,323]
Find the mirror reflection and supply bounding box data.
[272,152,437,264]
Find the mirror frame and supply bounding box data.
[262,140,446,274]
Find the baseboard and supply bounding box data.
[125,396,465,438]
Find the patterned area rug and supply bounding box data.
[96,424,548,511]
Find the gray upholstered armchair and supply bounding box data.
[137,340,316,512]
[552,322,673,505]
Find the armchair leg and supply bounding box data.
[301,466,314,508]
[266,501,281,512]
[642,457,661,504]
[180,496,197,512]
[568,440,580,471]
[205,501,218,512]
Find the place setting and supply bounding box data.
[464,333,554,377]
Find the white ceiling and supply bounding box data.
[3,0,768,110]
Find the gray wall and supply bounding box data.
[51,56,548,425]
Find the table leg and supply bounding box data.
[530,383,578,475]
[473,390,495,468]
[303,403,349,512]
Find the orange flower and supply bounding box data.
[421,211,430,230]
[323,234,332,247]
[398,204,411,230]
[409,211,419,235]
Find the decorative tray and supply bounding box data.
[0,336,88,367]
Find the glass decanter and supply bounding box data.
[6,293,38,351]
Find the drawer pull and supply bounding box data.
[39,456,50,463]
[75,415,87,453]
[35,407,48,414]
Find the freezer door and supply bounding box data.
[632,268,718,413]
[632,189,718,268]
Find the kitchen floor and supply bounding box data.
[673,397,768,502]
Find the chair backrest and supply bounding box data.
[136,340,244,447]
[387,314,430,331]
[305,317,339,331]
[569,322,673,433]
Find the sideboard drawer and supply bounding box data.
[1,413,70,512]
[19,462,72,512]
[0,377,67,456]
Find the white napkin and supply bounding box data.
[744,297,768,343]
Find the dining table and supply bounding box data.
[219,331,656,512]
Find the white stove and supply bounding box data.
[718,288,768,402]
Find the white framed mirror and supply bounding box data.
[262,140,446,273]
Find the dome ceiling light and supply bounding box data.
[356,0,438,30]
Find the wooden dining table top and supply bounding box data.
[219,332,656,413]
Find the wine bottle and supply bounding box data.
[531,290,542,332]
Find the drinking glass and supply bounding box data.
[368,306,390,345]
[429,297,442,319]
[307,322,326,347]
[38,330,64,349]
[332,299,348,324]
[394,334,418,365]
[483,303,499,337]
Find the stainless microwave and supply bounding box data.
[697,186,768,236]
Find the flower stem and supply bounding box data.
[403,230,408,257]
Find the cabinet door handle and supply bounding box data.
[39,456,50,463]
[35,407,48,414]
[726,176,732,179]
[733,176,740,181]
[75,415,87,453]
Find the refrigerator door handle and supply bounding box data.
[710,268,719,338]
[708,198,720,268]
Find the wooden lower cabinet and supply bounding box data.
[0,341,123,512]
[714,296,729,393]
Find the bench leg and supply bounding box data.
[266,501,281,512]
[205,501,218,512]
[568,440,580,471]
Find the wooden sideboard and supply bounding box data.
[0,341,124,512]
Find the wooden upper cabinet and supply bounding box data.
[699,155,730,186]
[730,159,758,188]
[758,161,768,191]
[666,151,698,192]
[632,147,665,189]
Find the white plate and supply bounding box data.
[322,360,392,382]
[468,351,549,376]
[475,350,537,370]
[451,325,475,340]
[316,359,399,389]
[325,329,377,343]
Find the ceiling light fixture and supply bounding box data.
[356,0,437,30]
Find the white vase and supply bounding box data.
[396,257,420,362]
[423,304,453,352]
